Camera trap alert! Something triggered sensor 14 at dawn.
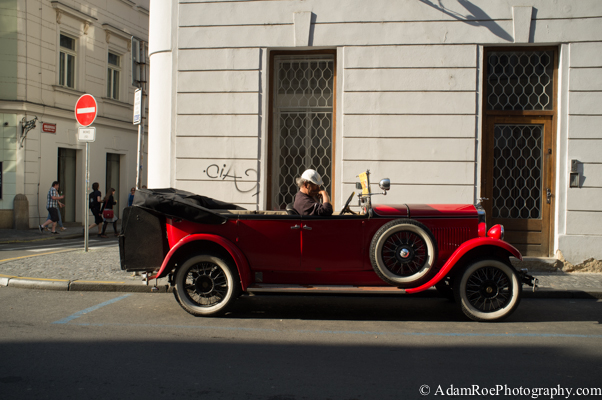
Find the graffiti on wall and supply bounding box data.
[203,163,259,197]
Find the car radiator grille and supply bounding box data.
[431,227,471,252]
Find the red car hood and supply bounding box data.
[373,204,477,218]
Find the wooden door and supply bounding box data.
[481,116,554,256]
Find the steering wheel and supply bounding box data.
[340,191,356,215]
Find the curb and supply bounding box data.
[1,276,600,299]
[0,276,172,293]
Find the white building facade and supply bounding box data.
[147,0,602,264]
[0,0,149,228]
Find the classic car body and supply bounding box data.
[119,172,536,322]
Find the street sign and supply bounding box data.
[78,127,96,142]
[133,88,142,125]
[75,94,97,126]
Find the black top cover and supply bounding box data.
[132,188,245,224]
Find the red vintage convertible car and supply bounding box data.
[119,171,536,322]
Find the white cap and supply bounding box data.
[301,169,324,186]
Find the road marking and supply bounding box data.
[52,294,131,324]
[0,249,76,262]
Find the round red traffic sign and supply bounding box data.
[75,94,98,126]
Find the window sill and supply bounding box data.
[52,85,84,96]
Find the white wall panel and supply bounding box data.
[344,68,475,92]
[345,45,476,68]
[570,42,602,67]
[568,92,602,115]
[344,92,475,115]
[344,138,474,161]
[581,164,602,187]
[178,48,260,71]
[177,93,258,115]
[176,179,259,206]
[179,25,291,49]
[176,137,258,159]
[343,115,475,138]
[567,188,602,211]
[177,115,259,137]
[313,21,514,46]
[566,211,602,235]
[176,158,259,181]
[531,18,602,43]
[567,140,602,163]
[568,116,602,139]
[178,71,259,93]
[569,68,602,91]
[341,183,473,205]
[342,161,474,185]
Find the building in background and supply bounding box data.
[147,0,602,264]
[0,0,149,228]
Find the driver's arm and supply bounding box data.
[318,190,331,207]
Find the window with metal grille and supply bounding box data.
[271,54,335,209]
[59,34,76,89]
[492,124,542,219]
[486,51,554,111]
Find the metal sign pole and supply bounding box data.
[84,142,90,252]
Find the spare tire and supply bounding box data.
[370,219,439,287]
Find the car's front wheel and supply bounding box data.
[174,254,241,317]
[453,258,521,322]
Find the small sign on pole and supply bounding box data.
[133,88,142,125]
[78,127,96,142]
[75,94,98,127]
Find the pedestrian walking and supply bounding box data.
[39,181,64,234]
[87,182,103,236]
[45,201,67,232]
[127,187,135,207]
[100,188,119,238]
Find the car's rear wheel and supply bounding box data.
[370,219,438,288]
[174,254,240,317]
[453,258,521,322]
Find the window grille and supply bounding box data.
[272,55,334,209]
[487,51,554,111]
[492,124,542,219]
[59,34,76,88]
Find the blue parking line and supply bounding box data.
[52,294,131,324]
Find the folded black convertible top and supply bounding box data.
[132,188,245,224]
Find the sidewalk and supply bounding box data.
[0,227,601,298]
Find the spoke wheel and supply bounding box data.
[174,254,240,317]
[454,259,521,322]
[370,219,438,287]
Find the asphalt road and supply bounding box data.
[1,287,601,400]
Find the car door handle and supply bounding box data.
[302,225,312,230]
[291,225,301,230]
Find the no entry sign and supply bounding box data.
[75,94,97,126]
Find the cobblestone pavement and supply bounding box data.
[0,247,138,282]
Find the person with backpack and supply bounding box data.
[86,182,103,237]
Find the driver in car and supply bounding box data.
[294,169,333,216]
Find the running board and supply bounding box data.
[246,284,406,294]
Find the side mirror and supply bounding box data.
[379,178,390,193]
[355,182,363,190]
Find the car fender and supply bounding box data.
[150,234,251,291]
[405,237,522,294]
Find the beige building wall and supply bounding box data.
[0,0,149,228]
